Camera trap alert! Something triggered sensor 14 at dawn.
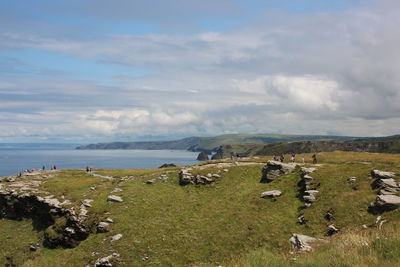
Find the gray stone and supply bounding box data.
[97,222,110,233]
[105,217,114,223]
[289,234,326,252]
[110,234,123,242]
[261,160,297,183]
[107,195,123,203]
[94,253,120,267]
[327,224,339,236]
[145,179,156,184]
[370,195,400,212]
[260,190,282,198]
[347,177,357,183]
[371,170,396,179]
[303,194,317,203]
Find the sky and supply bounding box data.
[1,0,400,143]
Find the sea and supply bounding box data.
[0,143,199,177]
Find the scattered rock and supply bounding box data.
[179,169,216,185]
[369,195,400,213]
[371,170,396,179]
[97,222,111,233]
[82,199,94,208]
[325,210,335,221]
[145,179,156,184]
[107,195,123,203]
[223,169,229,172]
[94,253,120,267]
[260,161,297,183]
[260,190,282,198]
[105,218,114,223]
[327,224,339,236]
[196,152,209,161]
[347,177,357,183]
[111,188,123,193]
[110,234,123,242]
[289,234,326,252]
[374,179,399,194]
[158,174,168,181]
[297,214,307,225]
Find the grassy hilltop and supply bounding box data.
[1,152,400,266]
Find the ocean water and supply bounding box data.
[0,144,199,176]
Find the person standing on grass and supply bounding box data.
[280,154,284,162]
[312,154,317,164]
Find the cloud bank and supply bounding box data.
[0,0,399,142]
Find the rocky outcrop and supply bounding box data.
[260,190,282,198]
[260,161,297,183]
[0,183,90,248]
[197,152,209,161]
[298,167,319,208]
[107,195,123,203]
[369,195,400,213]
[94,253,120,267]
[371,170,396,180]
[289,234,326,252]
[371,169,399,195]
[179,169,217,185]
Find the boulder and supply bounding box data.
[260,161,297,183]
[196,152,209,161]
[145,179,156,184]
[347,177,357,183]
[289,234,326,252]
[179,169,215,186]
[107,195,123,203]
[374,178,399,193]
[369,195,400,213]
[371,170,396,179]
[110,234,123,242]
[327,224,339,236]
[97,222,111,233]
[260,190,282,198]
[94,253,120,267]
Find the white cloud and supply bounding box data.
[1,0,400,141]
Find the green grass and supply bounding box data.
[0,152,399,266]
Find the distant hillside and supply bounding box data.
[76,133,360,152]
[212,138,400,159]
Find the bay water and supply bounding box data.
[0,143,199,176]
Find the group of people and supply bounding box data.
[16,164,58,178]
[86,165,94,172]
[273,153,318,164]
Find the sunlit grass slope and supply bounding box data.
[0,151,399,266]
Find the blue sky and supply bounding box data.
[1,0,399,143]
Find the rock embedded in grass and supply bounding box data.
[347,177,357,183]
[94,253,120,267]
[369,194,400,213]
[371,170,396,179]
[110,234,123,242]
[289,234,327,252]
[107,195,123,203]
[260,160,297,183]
[97,222,111,233]
[260,190,282,198]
